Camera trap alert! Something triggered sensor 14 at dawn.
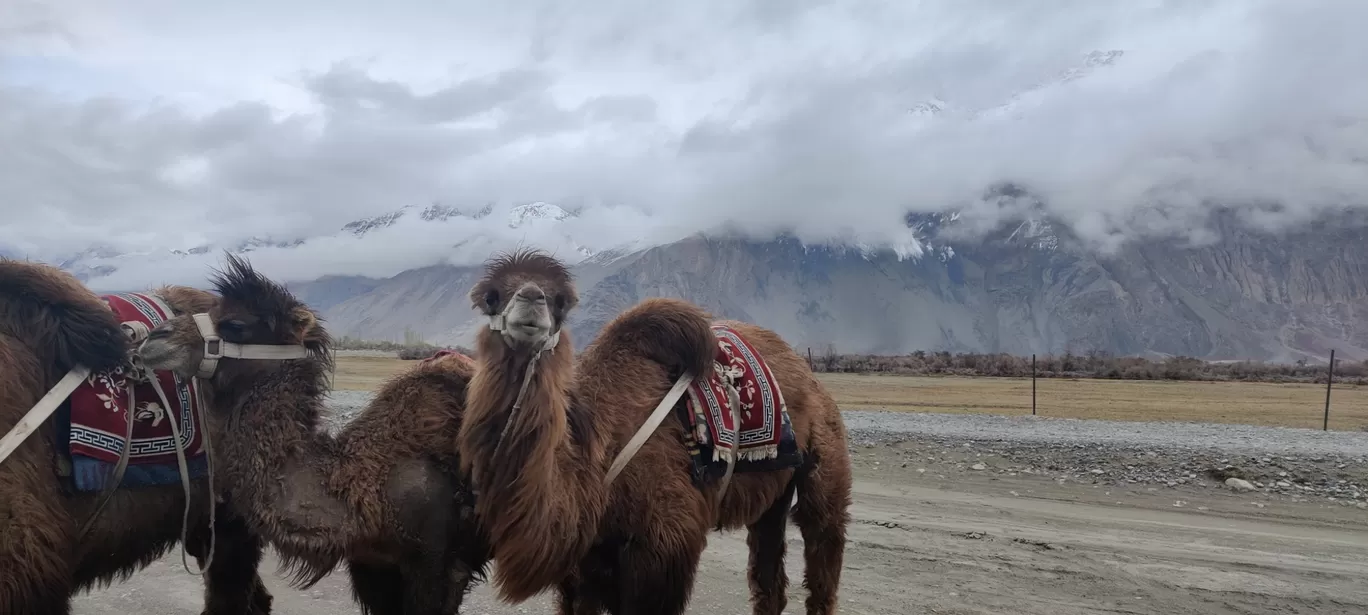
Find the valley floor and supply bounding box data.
[73,401,1368,615]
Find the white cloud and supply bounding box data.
[2,0,1367,288]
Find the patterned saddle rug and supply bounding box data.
[677,325,803,486]
[55,292,207,492]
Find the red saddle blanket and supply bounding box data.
[67,292,204,466]
[682,325,789,464]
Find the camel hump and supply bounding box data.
[595,297,717,381]
[0,259,127,374]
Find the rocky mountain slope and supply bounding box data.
[286,209,1368,362]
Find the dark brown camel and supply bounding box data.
[458,249,853,615]
[136,254,490,615]
[0,258,274,615]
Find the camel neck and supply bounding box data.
[206,361,328,464]
[460,331,609,602]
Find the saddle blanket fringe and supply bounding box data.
[61,292,206,492]
[678,325,803,483]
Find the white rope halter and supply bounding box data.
[191,312,312,378]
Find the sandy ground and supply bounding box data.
[71,420,1368,615]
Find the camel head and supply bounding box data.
[137,253,332,380]
[468,248,578,355]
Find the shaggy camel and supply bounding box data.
[137,254,490,615]
[459,249,853,615]
[0,258,275,615]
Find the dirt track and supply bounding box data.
[72,435,1368,615]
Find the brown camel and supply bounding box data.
[458,249,853,615]
[0,258,275,615]
[136,253,490,615]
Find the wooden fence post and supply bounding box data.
[807,347,813,370]
[1031,353,1037,416]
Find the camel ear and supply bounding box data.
[289,306,317,339]
[469,282,499,313]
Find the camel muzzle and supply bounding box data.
[488,295,559,352]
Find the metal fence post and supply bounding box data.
[1324,349,1335,431]
[1032,353,1037,416]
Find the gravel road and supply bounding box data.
[71,396,1368,614]
[840,409,1368,456]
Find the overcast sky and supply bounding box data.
[2,0,1365,287]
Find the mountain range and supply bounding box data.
[40,197,1368,363]
[287,203,1366,363]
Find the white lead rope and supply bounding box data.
[146,374,216,576]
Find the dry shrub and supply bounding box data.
[802,347,1367,385]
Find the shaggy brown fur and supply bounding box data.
[138,254,489,615]
[0,258,273,615]
[459,249,853,615]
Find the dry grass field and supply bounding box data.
[331,355,1368,431]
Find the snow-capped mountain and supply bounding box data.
[341,202,466,237]
[339,200,596,258]
[53,200,607,285]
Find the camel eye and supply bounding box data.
[483,289,500,309]
[554,294,566,311]
[219,320,247,336]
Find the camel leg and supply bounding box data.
[346,559,404,615]
[440,560,476,615]
[186,502,274,615]
[556,577,581,615]
[0,465,76,615]
[747,478,800,615]
[791,448,852,615]
[614,535,705,615]
[399,550,451,615]
[557,574,605,615]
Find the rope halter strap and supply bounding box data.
[191,313,313,379]
[486,301,562,475]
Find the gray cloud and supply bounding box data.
[2,0,1366,288]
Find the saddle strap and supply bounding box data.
[148,375,215,576]
[605,371,695,487]
[78,383,136,539]
[78,314,158,536]
[715,379,741,502]
[0,366,91,466]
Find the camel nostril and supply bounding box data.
[517,287,546,302]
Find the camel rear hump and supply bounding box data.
[0,259,126,374]
[595,297,717,381]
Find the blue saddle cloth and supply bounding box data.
[54,403,208,492]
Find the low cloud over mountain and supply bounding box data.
[4,1,1366,360]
